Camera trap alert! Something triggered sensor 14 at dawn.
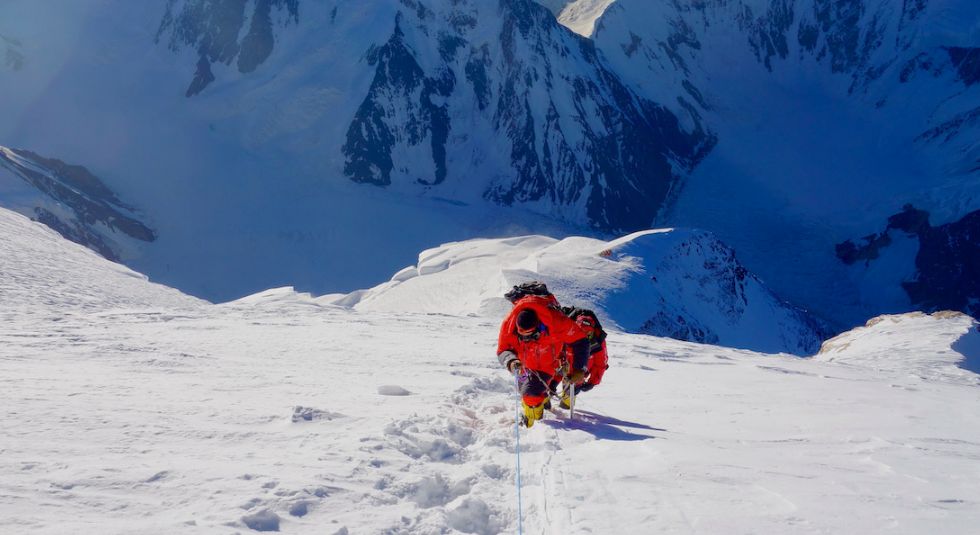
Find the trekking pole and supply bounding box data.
[568,380,576,420]
[513,371,524,535]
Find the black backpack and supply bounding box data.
[504,281,555,304]
[560,306,607,353]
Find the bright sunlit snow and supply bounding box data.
[2,206,979,534]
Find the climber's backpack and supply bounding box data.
[560,306,607,354]
[504,281,555,304]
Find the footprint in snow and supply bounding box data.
[291,406,344,422]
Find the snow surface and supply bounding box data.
[3,205,980,534]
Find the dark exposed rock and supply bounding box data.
[343,0,713,232]
[186,54,215,97]
[810,0,863,73]
[745,0,793,71]
[903,210,980,319]
[0,148,155,261]
[835,232,892,265]
[917,107,980,145]
[945,47,980,87]
[343,17,454,187]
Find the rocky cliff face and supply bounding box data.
[0,147,155,261]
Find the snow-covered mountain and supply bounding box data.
[585,0,980,327]
[339,228,824,354]
[152,0,711,230]
[1,0,977,333]
[0,0,711,302]
[2,204,979,534]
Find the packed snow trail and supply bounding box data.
[3,208,980,533]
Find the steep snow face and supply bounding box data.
[588,0,980,327]
[337,229,824,355]
[554,0,618,37]
[0,147,155,262]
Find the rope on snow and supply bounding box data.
[514,371,525,535]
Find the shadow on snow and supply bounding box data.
[952,323,980,374]
[543,410,664,441]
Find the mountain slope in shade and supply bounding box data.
[0,146,155,262]
[585,0,980,327]
[0,0,712,302]
[338,228,825,355]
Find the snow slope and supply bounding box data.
[3,205,979,534]
[339,229,824,355]
[536,0,617,37]
[0,207,198,313]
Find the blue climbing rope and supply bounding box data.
[514,371,524,535]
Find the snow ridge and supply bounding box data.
[339,228,825,355]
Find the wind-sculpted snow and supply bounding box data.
[2,220,980,533]
[336,229,825,355]
[817,311,980,382]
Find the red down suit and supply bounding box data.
[497,296,590,405]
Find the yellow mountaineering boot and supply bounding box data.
[521,401,545,428]
[559,387,572,410]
